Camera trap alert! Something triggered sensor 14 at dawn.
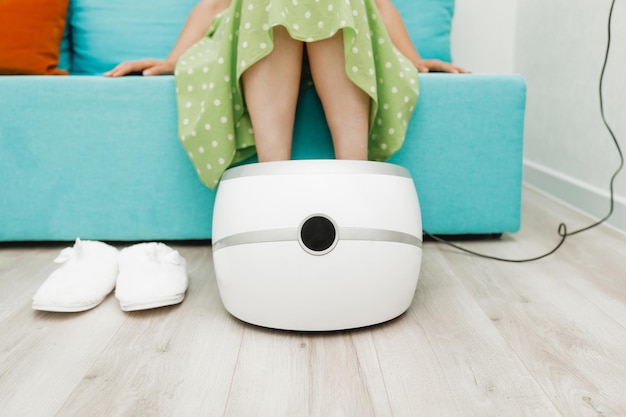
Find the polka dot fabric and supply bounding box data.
[175,0,419,189]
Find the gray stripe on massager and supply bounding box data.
[220,160,412,181]
[212,227,422,252]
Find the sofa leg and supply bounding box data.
[423,233,503,242]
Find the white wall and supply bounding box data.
[450,0,517,73]
[451,0,626,234]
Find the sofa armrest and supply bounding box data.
[396,74,526,234]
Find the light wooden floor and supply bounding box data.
[1,187,625,417]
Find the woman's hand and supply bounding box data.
[103,58,176,77]
[414,59,469,74]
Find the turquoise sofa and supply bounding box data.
[0,0,526,242]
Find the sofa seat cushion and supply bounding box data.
[0,74,526,241]
[0,0,70,75]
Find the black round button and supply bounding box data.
[300,215,337,254]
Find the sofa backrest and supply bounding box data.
[396,0,454,64]
[60,0,454,75]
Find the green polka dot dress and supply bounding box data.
[175,0,419,189]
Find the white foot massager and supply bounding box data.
[212,160,422,331]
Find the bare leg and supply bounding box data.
[306,31,370,160]
[241,26,303,162]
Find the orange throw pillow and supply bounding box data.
[0,0,70,75]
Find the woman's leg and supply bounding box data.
[306,31,370,160]
[241,26,303,162]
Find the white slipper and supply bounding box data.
[115,242,188,311]
[32,238,119,312]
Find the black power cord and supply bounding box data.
[424,0,624,263]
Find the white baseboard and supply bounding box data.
[523,159,626,235]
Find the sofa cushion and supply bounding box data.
[395,0,454,63]
[69,0,199,75]
[58,28,73,73]
[67,0,454,75]
[0,0,70,75]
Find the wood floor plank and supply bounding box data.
[0,291,126,417]
[222,327,312,417]
[53,245,245,417]
[522,189,626,328]
[349,331,395,417]
[0,244,65,323]
[444,254,626,417]
[370,252,563,417]
[223,325,391,417]
[430,188,626,417]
